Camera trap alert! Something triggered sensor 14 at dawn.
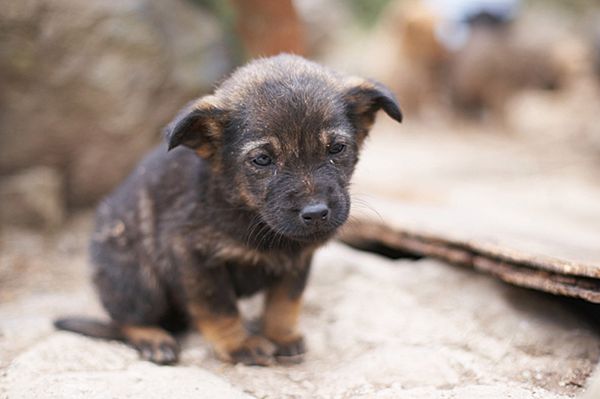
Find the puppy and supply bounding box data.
[55,54,402,365]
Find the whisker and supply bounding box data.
[350,194,384,224]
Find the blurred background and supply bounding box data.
[2,1,600,397]
[1,0,600,230]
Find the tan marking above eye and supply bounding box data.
[320,129,352,146]
[240,137,281,156]
[240,139,271,155]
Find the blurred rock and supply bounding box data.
[0,167,64,229]
[0,0,231,208]
[593,24,600,81]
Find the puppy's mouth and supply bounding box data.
[283,228,338,243]
[261,212,348,244]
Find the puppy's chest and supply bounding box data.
[213,243,298,273]
[217,246,300,298]
[225,262,277,298]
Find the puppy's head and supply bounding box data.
[165,55,402,243]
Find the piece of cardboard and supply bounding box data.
[341,128,600,303]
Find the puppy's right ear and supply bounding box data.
[164,96,226,158]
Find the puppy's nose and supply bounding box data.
[300,203,330,225]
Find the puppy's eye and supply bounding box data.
[252,154,272,166]
[328,143,346,155]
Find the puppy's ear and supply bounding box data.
[164,96,226,158]
[342,78,402,140]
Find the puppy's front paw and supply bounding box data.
[227,336,276,366]
[273,335,306,363]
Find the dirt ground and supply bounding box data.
[1,124,600,398]
[2,0,600,396]
[1,215,598,398]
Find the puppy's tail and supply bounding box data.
[54,317,124,341]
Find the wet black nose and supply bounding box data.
[300,203,330,225]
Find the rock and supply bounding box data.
[0,166,64,229]
[581,365,600,399]
[2,336,252,399]
[0,0,232,207]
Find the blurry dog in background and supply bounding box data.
[374,0,571,121]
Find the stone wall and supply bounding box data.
[0,0,232,227]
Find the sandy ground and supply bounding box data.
[1,212,599,399]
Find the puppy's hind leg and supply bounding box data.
[54,318,179,365]
[90,241,181,365]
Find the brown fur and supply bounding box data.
[264,282,303,345]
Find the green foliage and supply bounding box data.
[190,0,236,25]
[347,0,394,29]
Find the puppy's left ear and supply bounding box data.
[164,96,227,158]
[342,78,402,140]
